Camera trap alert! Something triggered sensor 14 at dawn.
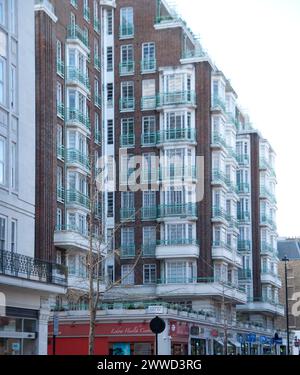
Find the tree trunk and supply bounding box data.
[88,305,96,355]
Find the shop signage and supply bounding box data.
[238,334,245,344]
[246,333,256,343]
[190,326,200,336]
[109,325,152,335]
[147,306,164,315]
[260,336,267,344]
[210,329,219,338]
[170,321,189,337]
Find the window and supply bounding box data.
[78,214,86,235]
[0,57,5,105]
[143,191,156,207]
[11,142,16,189]
[107,46,113,72]
[121,118,134,147]
[121,264,134,285]
[142,43,156,72]
[107,9,113,35]
[121,191,134,209]
[107,228,114,253]
[57,125,63,149]
[0,136,5,185]
[107,83,113,107]
[120,45,134,75]
[143,264,156,284]
[10,219,16,252]
[56,40,63,72]
[107,265,114,283]
[10,65,16,110]
[56,82,63,108]
[107,119,114,145]
[56,208,62,229]
[141,80,155,111]
[142,116,156,145]
[0,0,5,27]
[107,192,114,217]
[120,81,134,111]
[10,0,16,35]
[143,226,156,256]
[120,7,134,38]
[165,223,194,243]
[0,216,6,250]
[68,255,76,276]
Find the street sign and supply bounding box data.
[260,336,267,344]
[246,333,256,343]
[150,316,166,334]
[53,314,59,336]
[148,306,164,315]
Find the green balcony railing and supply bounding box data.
[157,203,197,219]
[120,208,135,222]
[66,67,90,91]
[260,186,277,204]
[119,61,135,75]
[141,206,157,221]
[57,186,65,202]
[237,182,250,194]
[237,211,251,223]
[155,15,176,24]
[261,242,274,256]
[120,98,135,111]
[159,166,196,181]
[260,215,277,229]
[142,132,156,146]
[66,189,90,209]
[157,91,196,107]
[66,108,91,131]
[94,56,101,71]
[120,244,135,258]
[211,133,227,148]
[57,59,65,77]
[83,7,90,22]
[95,131,101,145]
[141,59,156,72]
[182,48,205,59]
[57,103,65,119]
[67,24,89,49]
[157,128,196,144]
[247,297,283,309]
[226,214,239,229]
[261,267,280,279]
[95,94,101,108]
[94,18,100,33]
[141,96,157,110]
[120,24,134,38]
[120,133,135,148]
[57,145,65,160]
[157,239,198,246]
[142,243,156,257]
[237,154,249,165]
[212,96,226,111]
[212,206,228,221]
[212,241,232,251]
[238,269,252,280]
[66,148,90,170]
[238,240,251,253]
[211,169,228,185]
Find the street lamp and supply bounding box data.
[282,255,290,355]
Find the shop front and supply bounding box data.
[170,321,189,355]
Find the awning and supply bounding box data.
[213,338,224,346]
[229,340,242,348]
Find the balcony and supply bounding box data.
[120,244,135,259]
[142,243,156,258]
[57,103,65,120]
[66,148,90,172]
[157,128,196,145]
[156,239,199,259]
[141,96,157,110]
[141,206,157,221]
[66,67,90,92]
[94,94,101,108]
[261,242,275,256]
[238,240,251,253]
[238,269,252,281]
[237,154,249,166]
[182,48,205,60]
[260,186,277,205]
[226,214,239,230]
[120,133,135,148]
[0,249,67,287]
[57,145,64,160]
[212,206,228,224]
[212,242,242,267]
[237,297,284,316]
[212,96,226,112]
[141,59,156,73]
[120,25,134,39]
[237,211,251,224]
[157,203,197,220]
[157,91,196,108]
[54,225,98,252]
[120,98,135,112]
[119,61,135,76]
[159,166,196,182]
[237,182,250,194]
[260,157,275,176]
[211,169,229,188]
[57,186,65,203]
[66,108,91,132]
[120,208,135,222]
[66,189,90,210]
[211,133,227,150]
[261,269,282,288]
[56,58,64,77]
[67,24,89,50]
[142,132,156,146]
[260,215,276,230]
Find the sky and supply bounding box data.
[172,0,300,237]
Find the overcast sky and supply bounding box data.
[172,0,300,237]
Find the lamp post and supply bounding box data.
[282,255,290,355]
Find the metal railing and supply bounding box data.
[119,61,135,75]
[157,91,196,107]
[120,245,136,258]
[157,128,196,143]
[0,249,67,286]
[141,206,157,221]
[66,67,90,91]
[157,203,197,218]
[141,59,156,72]
[120,208,135,222]
[66,108,91,131]
[120,25,134,38]
[158,239,198,246]
[66,148,90,170]
[67,24,89,49]
[120,98,135,111]
[66,189,90,209]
